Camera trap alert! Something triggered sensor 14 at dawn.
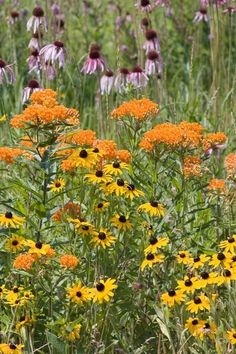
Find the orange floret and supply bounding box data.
[93,139,117,160]
[59,255,79,269]
[52,202,81,222]
[111,98,159,121]
[115,149,132,163]
[183,156,202,178]
[0,147,25,164]
[208,178,225,191]
[13,254,35,270]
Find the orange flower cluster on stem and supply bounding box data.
[52,202,81,222]
[111,98,159,121]
[10,89,80,128]
[0,147,26,164]
[183,156,203,178]
[225,153,236,178]
[208,178,225,192]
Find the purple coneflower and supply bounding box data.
[9,11,20,24]
[81,45,106,75]
[193,7,208,23]
[22,79,42,103]
[143,29,160,53]
[42,61,56,81]
[51,3,61,15]
[28,33,40,50]
[0,59,15,84]
[114,67,130,93]
[27,49,41,72]
[145,50,163,76]
[27,6,47,32]
[100,70,114,95]
[39,41,65,68]
[137,0,152,12]
[223,6,236,15]
[129,65,148,88]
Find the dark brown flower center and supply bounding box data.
[179,253,186,258]
[120,67,129,75]
[54,40,64,48]
[149,236,157,245]
[184,279,193,287]
[11,11,19,18]
[146,253,154,260]
[141,17,149,27]
[192,319,198,325]
[96,282,105,291]
[201,272,209,279]
[228,237,235,243]
[224,269,231,277]
[233,333,236,339]
[204,322,210,329]
[28,79,40,88]
[89,50,100,59]
[150,201,158,207]
[79,149,88,158]
[35,242,43,249]
[0,59,6,68]
[33,7,44,17]
[31,49,39,57]
[147,50,159,61]
[55,182,61,188]
[9,344,17,350]
[168,289,176,297]
[117,179,125,186]
[20,315,26,322]
[95,170,103,177]
[105,70,113,77]
[5,212,13,219]
[76,291,82,297]
[92,148,99,153]
[97,203,103,208]
[127,184,135,191]
[217,253,225,260]
[119,215,126,223]
[141,0,150,7]
[194,297,202,304]
[13,287,19,293]
[82,225,89,230]
[113,162,120,168]
[145,29,157,40]
[194,256,200,262]
[98,232,106,240]
[132,65,143,73]
[12,240,19,246]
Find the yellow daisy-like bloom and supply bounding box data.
[66,282,93,304]
[144,236,169,254]
[226,254,236,268]
[16,315,33,330]
[217,268,236,285]
[93,278,117,304]
[185,317,204,337]
[219,235,236,253]
[49,178,65,192]
[106,179,127,196]
[161,289,185,307]
[0,212,25,228]
[0,284,6,298]
[27,240,51,258]
[59,255,79,269]
[68,148,99,169]
[111,214,133,231]
[195,271,218,288]
[0,343,24,354]
[138,201,165,217]
[189,254,210,269]
[78,221,95,236]
[103,161,129,176]
[90,228,116,249]
[22,291,34,301]
[209,252,231,268]
[141,253,164,271]
[176,250,192,265]
[226,329,236,345]
[124,184,144,200]
[177,276,199,293]
[85,170,112,184]
[94,201,110,213]
[5,235,26,253]
[199,321,216,340]
[61,323,82,342]
[186,294,210,314]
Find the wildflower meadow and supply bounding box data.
[0,0,236,353]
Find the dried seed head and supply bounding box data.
[33,7,44,17]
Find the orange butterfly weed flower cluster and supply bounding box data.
[203,132,227,152]
[52,202,81,222]
[183,156,203,178]
[59,255,79,269]
[10,89,80,128]
[111,98,159,121]
[13,254,35,271]
[58,129,97,146]
[140,122,203,152]
[0,147,26,164]
[225,153,236,178]
[208,178,225,192]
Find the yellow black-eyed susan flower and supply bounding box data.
[177,276,199,293]
[78,221,95,236]
[209,252,231,268]
[141,253,164,271]
[90,228,116,249]
[111,214,133,231]
[60,322,82,342]
[217,268,236,285]
[27,240,51,258]
[124,184,144,200]
[144,236,169,254]
[5,235,26,253]
[186,294,210,313]
[0,343,24,353]
[0,284,6,298]
[0,212,25,228]
[176,250,192,265]
[219,235,236,253]
[49,178,65,192]
[185,317,204,337]
[200,321,216,340]
[85,170,112,184]
[16,315,32,330]
[226,329,236,345]
[161,289,185,307]
[195,271,218,288]
[138,201,165,217]
[70,148,99,169]
[106,179,127,196]
[66,282,93,304]
[189,254,210,269]
[103,161,129,176]
[94,201,110,213]
[93,278,117,304]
